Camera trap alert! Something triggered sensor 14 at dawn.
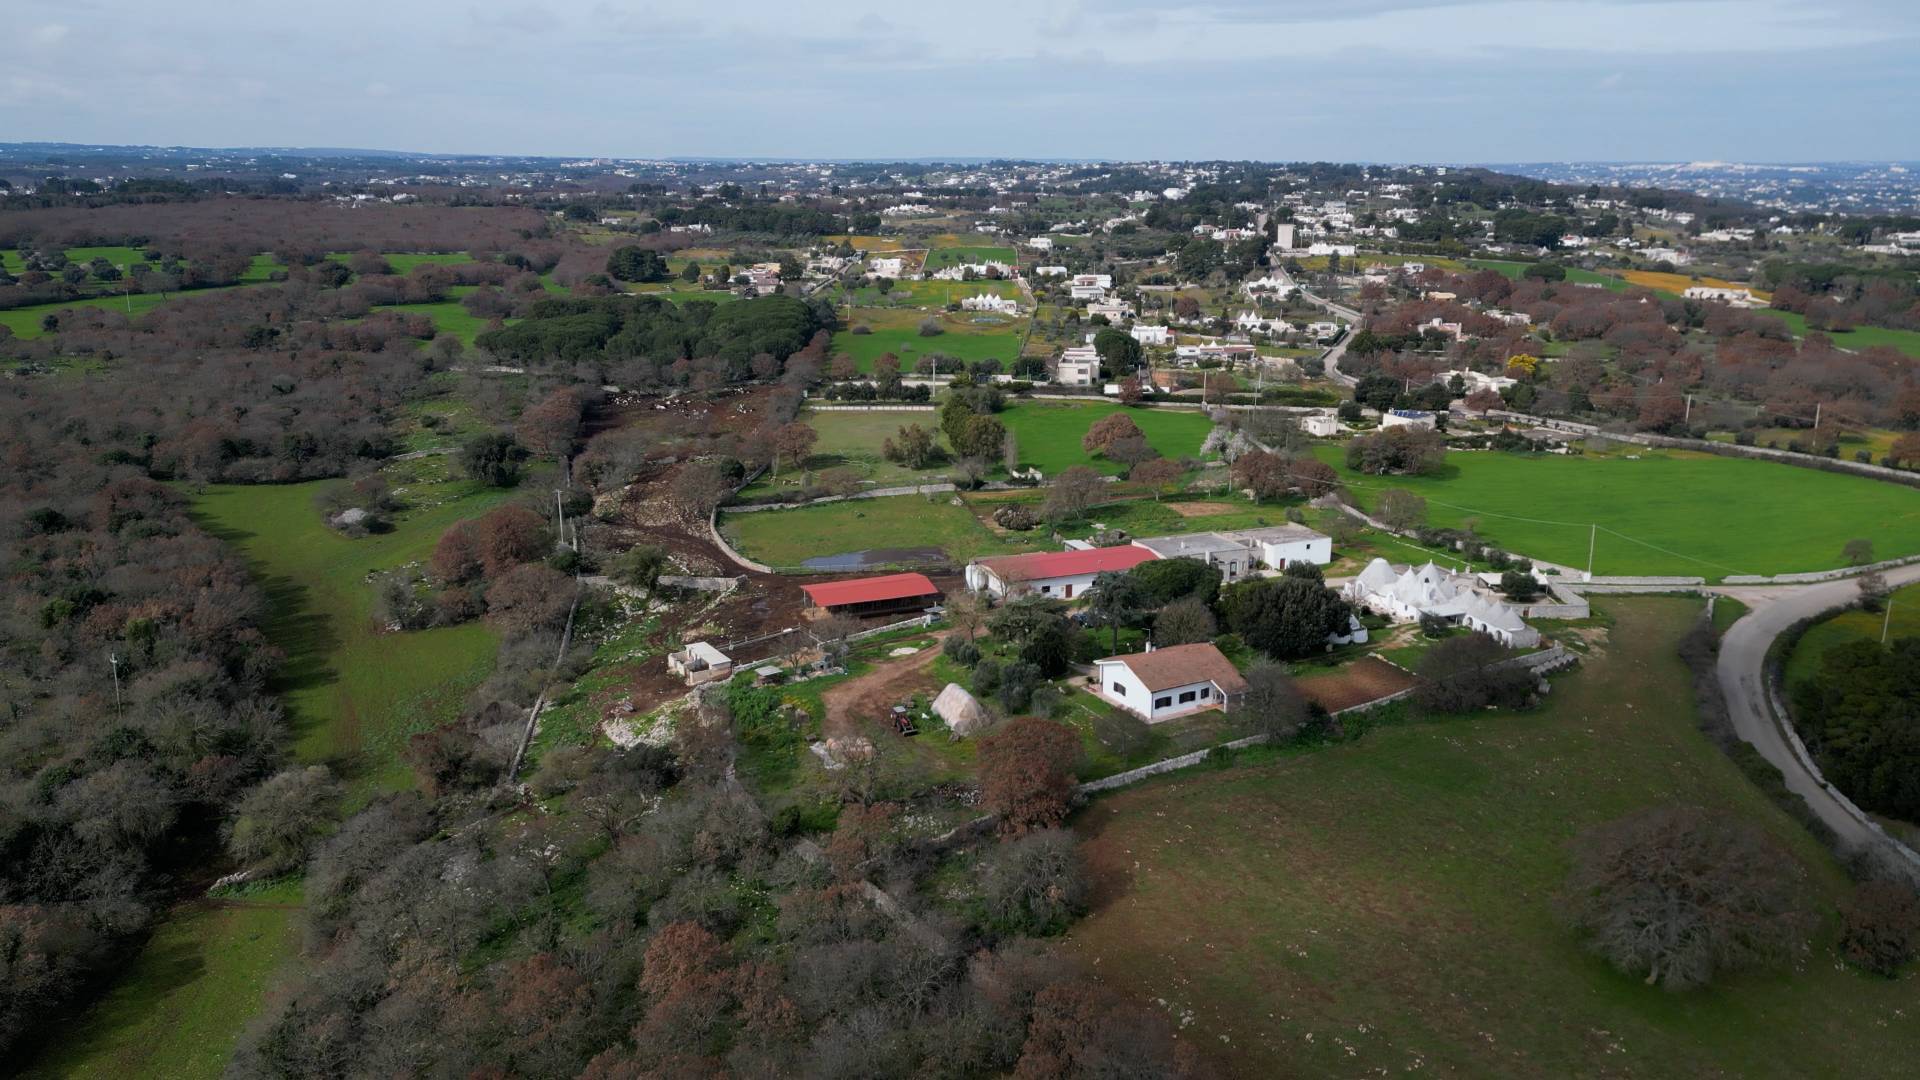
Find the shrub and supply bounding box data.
[1838,881,1920,977]
[942,636,982,667]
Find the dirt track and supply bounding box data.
[819,633,950,740]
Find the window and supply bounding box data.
[1111,682,1126,696]
[1039,584,1051,594]
[1154,696,1172,709]
[1200,685,1212,699]
[1178,690,1197,704]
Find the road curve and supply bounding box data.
[1298,287,1361,387]
[1713,564,1920,856]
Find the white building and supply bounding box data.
[1228,525,1333,568]
[1132,534,1256,579]
[1342,559,1541,649]
[1093,642,1248,723]
[1130,324,1174,346]
[1087,299,1136,321]
[1055,345,1100,386]
[1382,409,1438,430]
[1069,273,1114,301]
[961,293,1021,314]
[1033,265,1069,277]
[1682,286,1761,307]
[667,641,734,686]
[1301,413,1342,437]
[1026,236,1054,251]
[1306,242,1357,257]
[868,257,905,279]
[965,545,1159,600]
[1274,223,1297,250]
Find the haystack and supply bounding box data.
[932,683,991,739]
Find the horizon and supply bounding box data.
[10,1,1919,162]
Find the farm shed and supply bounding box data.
[801,572,942,618]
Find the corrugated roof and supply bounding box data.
[1095,642,1249,694]
[974,545,1159,583]
[801,572,940,608]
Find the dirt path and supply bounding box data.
[819,633,950,740]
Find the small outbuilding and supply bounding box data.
[667,641,733,686]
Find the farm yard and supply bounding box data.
[1319,444,1920,578]
[1060,597,1920,1078]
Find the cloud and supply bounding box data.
[1,0,1916,161]
[30,23,70,47]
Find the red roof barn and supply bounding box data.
[801,572,943,617]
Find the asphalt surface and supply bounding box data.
[1713,564,1920,855]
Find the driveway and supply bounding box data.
[1712,564,1920,857]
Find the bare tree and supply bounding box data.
[1561,805,1811,990]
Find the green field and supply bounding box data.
[719,493,1045,569]
[1784,581,1920,687]
[1319,444,1920,578]
[830,307,1027,373]
[326,251,475,273]
[842,279,1021,308]
[1755,308,1920,361]
[1063,597,1920,1078]
[0,291,182,338]
[23,882,305,1080]
[1000,401,1214,476]
[193,461,516,794]
[922,244,1017,269]
[1466,258,1629,291]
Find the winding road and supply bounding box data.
[1713,564,1920,865]
[1298,286,1362,387]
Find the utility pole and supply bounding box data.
[1815,402,1822,428]
[1585,523,1596,582]
[1885,594,1897,645]
[108,651,122,711]
[1684,394,1692,424]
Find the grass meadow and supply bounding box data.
[1061,596,1920,1078]
[830,307,1027,373]
[922,243,1017,269]
[22,881,306,1080]
[1783,580,1920,687]
[1318,444,1920,578]
[719,493,1047,569]
[193,460,518,796]
[999,401,1214,476]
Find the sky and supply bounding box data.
[8,0,1920,163]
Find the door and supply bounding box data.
[1062,583,1073,599]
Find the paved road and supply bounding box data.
[1299,287,1361,387]
[1713,564,1920,857]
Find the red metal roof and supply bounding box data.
[975,545,1159,583]
[801,572,941,609]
